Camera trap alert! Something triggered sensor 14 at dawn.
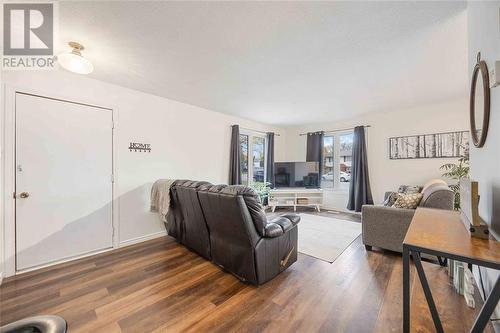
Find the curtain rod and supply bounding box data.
[236,126,281,137]
[299,125,371,136]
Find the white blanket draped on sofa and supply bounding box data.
[150,179,176,222]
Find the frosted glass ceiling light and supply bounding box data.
[58,41,94,75]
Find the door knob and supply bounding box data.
[19,192,29,198]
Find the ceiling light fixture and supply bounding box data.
[57,41,94,75]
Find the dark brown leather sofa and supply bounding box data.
[166,180,300,285]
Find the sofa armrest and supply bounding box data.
[264,223,284,237]
[421,189,454,210]
[280,213,301,226]
[361,205,415,253]
[255,225,298,284]
[263,214,301,238]
[265,215,299,238]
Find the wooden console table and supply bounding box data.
[403,208,500,333]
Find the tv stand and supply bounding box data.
[268,188,323,212]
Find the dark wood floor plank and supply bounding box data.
[0,210,494,333]
[373,252,415,333]
[118,270,227,332]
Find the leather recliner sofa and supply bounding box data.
[166,180,300,285]
[167,180,212,259]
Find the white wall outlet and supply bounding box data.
[489,60,500,88]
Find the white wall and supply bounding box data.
[1,70,285,275]
[0,68,3,283]
[467,1,500,326]
[283,98,469,210]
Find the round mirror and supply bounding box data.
[470,53,490,148]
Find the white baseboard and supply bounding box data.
[119,230,167,248]
[9,232,167,277]
[322,206,360,215]
[14,247,113,276]
[5,232,167,278]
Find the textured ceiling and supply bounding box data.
[57,1,468,126]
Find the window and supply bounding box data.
[252,136,265,183]
[239,134,249,184]
[339,133,353,190]
[322,136,334,189]
[321,132,353,190]
[239,133,266,185]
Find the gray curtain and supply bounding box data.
[306,131,324,178]
[265,132,275,186]
[229,125,241,185]
[347,126,373,212]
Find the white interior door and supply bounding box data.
[15,93,113,271]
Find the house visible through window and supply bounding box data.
[240,134,249,184]
[339,133,353,190]
[321,132,353,190]
[322,136,334,189]
[252,136,265,183]
[239,133,266,185]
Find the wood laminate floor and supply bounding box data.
[0,209,493,332]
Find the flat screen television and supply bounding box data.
[273,162,320,188]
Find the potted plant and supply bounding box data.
[440,147,470,210]
[249,181,272,206]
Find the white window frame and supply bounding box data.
[240,131,267,186]
[322,130,353,192]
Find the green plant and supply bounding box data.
[249,181,272,205]
[440,148,470,210]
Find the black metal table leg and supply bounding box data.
[413,251,444,333]
[471,276,500,333]
[403,245,410,333]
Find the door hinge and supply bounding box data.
[111,119,115,129]
[13,192,16,199]
[111,174,115,183]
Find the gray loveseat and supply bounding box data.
[362,179,454,253]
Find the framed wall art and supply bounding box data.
[389,131,469,160]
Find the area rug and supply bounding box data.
[297,213,362,263]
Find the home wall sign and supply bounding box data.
[389,131,469,160]
[129,142,151,152]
